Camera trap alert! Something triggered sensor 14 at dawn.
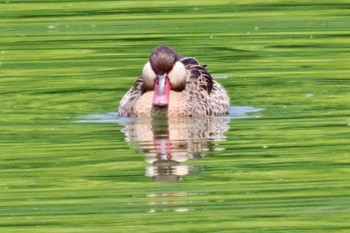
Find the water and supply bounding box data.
[76,106,264,123]
[77,107,262,182]
[1,1,350,232]
[77,107,263,182]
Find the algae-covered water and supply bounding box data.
[1,1,350,232]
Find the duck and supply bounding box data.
[118,46,230,117]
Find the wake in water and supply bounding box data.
[76,106,264,123]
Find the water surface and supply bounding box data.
[1,1,350,232]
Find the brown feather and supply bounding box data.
[118,46,230,117]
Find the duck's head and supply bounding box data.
[142,46,187,107]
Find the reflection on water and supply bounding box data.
[77,106,263,181]
[122,116,230,182]
[130,191,210,213]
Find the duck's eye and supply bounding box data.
[142,62,156,90]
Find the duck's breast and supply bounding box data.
[134,91,188,117]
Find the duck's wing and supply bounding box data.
[118,77,144,117]
[180,57,213,94]
[180,57,230,116]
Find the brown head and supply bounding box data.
[142,46,187,107]
[150,46,178,75]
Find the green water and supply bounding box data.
[1,1,350,232]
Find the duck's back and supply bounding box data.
[178,57,230,116]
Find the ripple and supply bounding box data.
[75,106,264,182]
[76,106,264,123]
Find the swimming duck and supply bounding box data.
[118,46,230,117]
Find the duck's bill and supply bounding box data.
[153,75,170,107]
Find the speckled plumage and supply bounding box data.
[118,46,230,117]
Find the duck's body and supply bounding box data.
[118,46,230,117]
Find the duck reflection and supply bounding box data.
[120,116,230,182]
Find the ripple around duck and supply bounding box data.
[75,106,264,182]
[75,106,264,123]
